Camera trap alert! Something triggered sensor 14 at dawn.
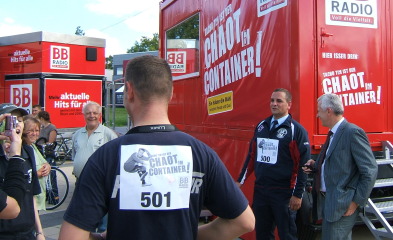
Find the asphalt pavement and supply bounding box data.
[40,162,75,240]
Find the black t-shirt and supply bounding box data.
[0,145,41,233]
[64,126,248,240]
[0,148,7,212]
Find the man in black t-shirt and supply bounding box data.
[59,55,255,240]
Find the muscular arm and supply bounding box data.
[59,221,90,240]
[197,205,255,240]
[0,193,20,219]
[59,221,103,240]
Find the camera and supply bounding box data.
[5,115,17,136]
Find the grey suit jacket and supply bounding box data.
[315,119,378,222]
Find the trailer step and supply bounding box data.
[365,200,393,213]
[372,228,393,239]
[374,178,393,188]
[376,159,393,165]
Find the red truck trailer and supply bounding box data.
[0,31,106,128]
[159,0,393,239]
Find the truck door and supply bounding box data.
[316,0,386,134]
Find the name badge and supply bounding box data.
[120,144,193,210]
[256,138,278,164]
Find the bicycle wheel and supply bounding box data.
[46,167,69,210]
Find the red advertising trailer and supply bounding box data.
[159,0,393,238]
[0,31,106,128]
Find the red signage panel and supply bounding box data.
[4,79,40,115]
[44,79,102,128]
[0,43,43,75]
[41,42,105,75]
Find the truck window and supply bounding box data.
[165,14,199,80]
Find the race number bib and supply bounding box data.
[120,144,193,210]
[256,138,278,164]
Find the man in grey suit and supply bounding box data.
[303,93,377,240]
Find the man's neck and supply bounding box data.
[132,118,171,128]
[131,101,171,127]
[85,124,99,136]
[329,116,344,129]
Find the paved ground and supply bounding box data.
[39,162,75,240]
[39,165,378,240]
[38,126,379,239]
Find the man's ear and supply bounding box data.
[169,87,174,101]
[124,81,134,101]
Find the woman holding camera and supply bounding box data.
[0,109,46,239]
[0,113,27,219]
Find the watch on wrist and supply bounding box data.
[36,232,43,237]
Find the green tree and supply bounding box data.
[166,15,199,40]
[106,55,113,69]
[75,26,85,36]
[127,33,159,53]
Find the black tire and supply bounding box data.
[296,190,320,240]
[46,167,69,210]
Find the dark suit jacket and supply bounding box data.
[314,119,378,222]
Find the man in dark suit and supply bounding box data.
[303,93,378,240]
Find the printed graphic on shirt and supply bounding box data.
[120,144,193,210]
[257,138,278,164]
[275,128,288,139]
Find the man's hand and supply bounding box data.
[289,196,302,211]
[343,201,358,216]
[302,159,316,174]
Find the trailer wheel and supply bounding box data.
[296,189,320,240]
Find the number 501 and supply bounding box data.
[141,192,171,207]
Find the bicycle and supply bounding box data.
[35,141,70,210]
[45,166,69,210]
[55,132,73,166]
[36,135,69,166]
